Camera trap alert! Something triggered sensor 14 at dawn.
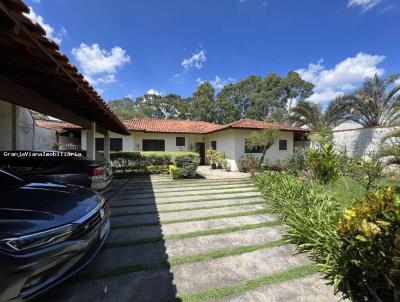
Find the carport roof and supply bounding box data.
[0,0,130,135]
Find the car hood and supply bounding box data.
[0,182,99,237]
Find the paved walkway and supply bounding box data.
[196,165,251,179]
[43,175,340,302]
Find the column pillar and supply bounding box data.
[86,122,96,160]
[104,130,110,162]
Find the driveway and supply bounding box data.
[43,175,339,302]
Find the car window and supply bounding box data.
[0,170,23,189]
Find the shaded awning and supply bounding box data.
[0,0,130,135]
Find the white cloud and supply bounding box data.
[72,43,130,88]
[181,49,207,70]
[146,89,161,95]
[24,7,66,44]
[297,53,385,103]
[196,76,235,89]
[33,0,41,3]
[347,0,382,11]
[72,43,130,75]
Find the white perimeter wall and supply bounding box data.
[333,126,398,158]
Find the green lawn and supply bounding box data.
[327,176,400,207]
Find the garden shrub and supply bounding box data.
[254,171,400,300]
[305,142,341,185]
[337,187,400,300]
[169,165,182,179]
[346,157,383,196]
[171,152,199,178]
[110,151,199,178]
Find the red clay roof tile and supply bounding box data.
[37,118,309,134]
[35,120,81,132]
[123,118,223,134]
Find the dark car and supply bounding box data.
[0,169,110,302]
[0,151,113,191]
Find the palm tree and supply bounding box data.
[338,73,400,127]
[288,98,347,130]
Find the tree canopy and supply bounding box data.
[108,71,315,124]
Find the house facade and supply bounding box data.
[77,118,308,172]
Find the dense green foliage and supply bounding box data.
[253,171,400,300]
[110,151,199,177]
[108,72,314,124]
[305,142,341,185]
[337,188,400,300]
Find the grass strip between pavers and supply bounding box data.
[124,178,252,185]
[174,264,317,302]
[121,184,256,195]
[111,208,272,228]
[110,194,263,208]
[118,189,259,199]
[123,181,253,190]
[105,220,282,248]
[110,201,265,217]
[73,239,286,281]
[123,179,253,188]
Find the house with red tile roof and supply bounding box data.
[42,118,309,171]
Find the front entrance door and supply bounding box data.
[195,142,206,165]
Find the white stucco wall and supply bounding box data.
[333,126,398,158]
[0,99,57,151]
[132,132,205,151]
[81,130,134,152]
[80,128,297,171]
[206,129,294,171]
[81,131,205,153]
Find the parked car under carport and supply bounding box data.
[0,151,113,191]
[0,169,110,301]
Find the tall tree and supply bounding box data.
[108,97,142,120]
[213,98,240,124]
[246,73,284,120]
[135,94,165,118]
[280,71,314,110]
[338,73,400,127]
[289,98,347,130]
[217,76,262,119]
[190,82,215,122]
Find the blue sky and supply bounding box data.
[25,0,399,103]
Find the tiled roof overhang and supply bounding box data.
[205,119,310,134]
[0,0,130,135]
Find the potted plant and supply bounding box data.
[215,151,226,169]
[206,148,218,169]
[238,156,248,173]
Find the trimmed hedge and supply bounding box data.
[110,151,199,178]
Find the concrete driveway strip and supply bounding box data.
[41,176,340,302]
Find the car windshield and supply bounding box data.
[0,170,24,189]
